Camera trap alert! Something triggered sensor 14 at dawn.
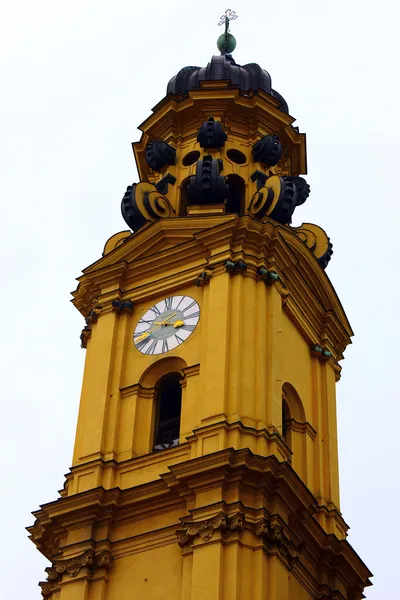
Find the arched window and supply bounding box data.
[179,177,190,216]
[281,383,306,451]
[282,383,306,422]
[153,373,182,451]
[226,174,245,215]
[282,396,291,447]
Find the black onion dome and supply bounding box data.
[167,54,288,114]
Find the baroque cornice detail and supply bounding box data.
[254,518,301,568]
[30,448,371,595]
[175,510,301,568]
[175,512,244,547]
[46,549,111,581]
[39,550,112,597]
[72,215,351,363]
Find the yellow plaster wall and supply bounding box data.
[30,84,371,600]
[71,269,340,511]
[107,546,183,600]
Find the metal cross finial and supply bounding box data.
[217,9,238,54]
[218,9,238,30]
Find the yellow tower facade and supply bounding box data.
[29,26,372,600]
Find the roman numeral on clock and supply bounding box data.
[165,297,173,310]
[145,339,158,355]
[135,337,149,351]
[138,318,153,325]
[184,300,197,313]
[151,305,161,316]
[175,296,185,310]
[184,310,200,320]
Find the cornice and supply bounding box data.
[182,363,200,378]
[29,448,371,597]
[132,86,306,181]
[72,215,352,360]
[175,510,300,569]
[187,418,292,460]
[39,549,111,598]
[287,419,317,440]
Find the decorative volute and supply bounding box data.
[121,54,332,268]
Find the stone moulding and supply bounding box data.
[39,550,112,597]
[71,215,352,367]
[175,511,300,568]
[30,450,371,598]
[254,518,301,568]
[175,512,245,547]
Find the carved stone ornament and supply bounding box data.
[195,269,213,287]
[39,582,54,597]
[311,345,332,361]
[254,519,300,566]
[248,174,310,225]
[145,139,176,172]
[252,135,283,166]
[41,550,112,595]
[121,181,175,233]
[225,260,247,274]
[175,513,244,548]
[112,299,134,314]
[291,222,333,269]
[197,117,227,148]
[85,307,101,326]
[187,155,228,205]
[285,176,310,206]
[46,550,94,581]
[80,326,91,349]
[176,513,227,547]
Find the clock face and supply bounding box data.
[133,295,200,355]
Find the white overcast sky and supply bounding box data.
[1,1,399,597]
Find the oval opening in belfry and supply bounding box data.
[227,149,247,165]
[182,151,201,166]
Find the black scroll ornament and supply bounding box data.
[121,182,175,232]
[248,175,310,224]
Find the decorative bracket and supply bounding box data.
[257,266,279,284]
[252,135,283,166]
[248,174,310,225]
[197,117,227,148]
[112,300,134,314]
[80,306,102,348]
[80,326,91,349]
[225,260,247,274]
[175,512,244,548]
[40,550,112,597]
[155,173,176,195]
[85,307,101,326]
[121,182,175,232]
[254,519,301,567]
[250,170,268,190]
[291,222,333,269]
[195,269,213,287]
[145,140,176,172]
[311,345,332,361]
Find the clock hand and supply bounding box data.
[162,313,177,324]
[134,313,178,343]
[135,322,164,343]
[173,320,184,328]
[155,313,178,326]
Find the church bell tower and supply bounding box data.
[29,15,372,599]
